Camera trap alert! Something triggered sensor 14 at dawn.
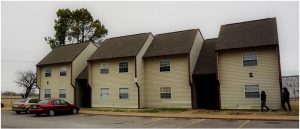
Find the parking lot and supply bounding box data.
[1,111,298,128]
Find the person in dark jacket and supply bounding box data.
[260,91,270,111]
[282,87,292,111]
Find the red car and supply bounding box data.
[29,98,79,116]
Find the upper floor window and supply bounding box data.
[160,87,171,99]
[243,53,257,66]
[44,68,51,77]
[60,66,67,76]
[245,85,259,98]
[160,60,170,72]
[119,61,128,73]
[100,63,109,74]
[59,89,66,98]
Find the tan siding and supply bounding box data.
[90,57,138,108]
[72,43,97,85]
[145,56,191,108]
[39,64,74,103]
[218,47,281,109]
[189,31,204,80]
[136,35,154,108]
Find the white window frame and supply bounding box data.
[45,89,51,98]
[160,60,171,72]
[160,87,171,99]
[100,88,109,99]
[119,61,128,73]
[60,66,67,76]
[100,63,109,74]
[59,89,66,98]
[244,84,260,98]
[119,88,129,99]
[242,52,258,66]
[44,67,51,77]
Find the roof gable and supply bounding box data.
[88,33,152,61]
[37,42,90,66]
[143,29,199,58]
[216,18,278,51]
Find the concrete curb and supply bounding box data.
[79,111,299,121]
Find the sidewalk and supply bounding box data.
[80,109,299,121]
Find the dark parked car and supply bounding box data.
[29,98,79,116]
[12,98,40,114]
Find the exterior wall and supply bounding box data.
[136,35,154,108]
[38,64,74,103]
[282,76,299,98]
[189,31,204,80]
[145,55,191,108]
[218,47,281,109]
[72,43,97,86]
[90,57,138,108]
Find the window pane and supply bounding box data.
[245,85,259,98]
[59,89,66,98]
[119,88,128,99]
[119,62,128,73]
[100,63,109,74]
[100,88,109,98]
[160,60,170,72]
[100,69,109,74]
[243,53,257,66]
[45,89,51,98]
[45,68,51,77]
[60,66,67,76]
[160,87,171,99]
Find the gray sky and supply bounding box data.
[1,1,299,93]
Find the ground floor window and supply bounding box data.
[59,89,66,98]
[100,88,109,99]
[119,88,128,99]
[245,85,259,98]
[160,87,171,99]
[45,89,51,98]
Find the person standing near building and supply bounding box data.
[261,91,270,111]
[282,87,292,111]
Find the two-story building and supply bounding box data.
[87,33,153,108]
[36,42,97,104]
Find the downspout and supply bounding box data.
[276,46,283,105]
[134,57,141,109]
[187,55,194,109]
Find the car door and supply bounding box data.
[52,100,62,113]
[59,100,71,112]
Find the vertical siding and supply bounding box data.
[72,43,97,85]
[145,55,191,108]
[218,47,281,109]
[90,57,138,108]
[136,35,154,108]
[189,31,204,80]
[39,64,74,103]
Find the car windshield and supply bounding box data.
[19,99,27,103]
[37,100,49,104]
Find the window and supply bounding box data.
[53,100,60,105]
[29,99,40,103]
[60,66,67,76]
[119,61,128,73]
[45,67,51,77]
[59,89,66,98]
[45,89,51,98]
[243,53,257,66]
[245,85,260,98]
[160,60,170,72]
[100,63,109,74]
[160,87,171,99]
[60,100,68,105]
[119,88,128,99]
[100,88,109,99]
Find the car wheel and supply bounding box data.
[36,113,41,116]
[25,109,30,114]
[48,110,55,116]
[72,108,77,115]
[16,111,21,114]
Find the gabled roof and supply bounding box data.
[193,39,217,75]
[143,29,199,58]
[88,33,152,61]
[216,18,278,51]
[37,42,90,66]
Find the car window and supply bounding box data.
[59,100,68,105]
[38,100,49,104]
[29,99,40,103]
[53,100,60,105]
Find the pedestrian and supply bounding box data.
[260,91,270,111]
[282,87,292,111]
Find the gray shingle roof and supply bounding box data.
[37,42,90,66]
[143,29,199,58]
[88,33,152,61]
[193,39,217,75]
[216,18,279,51]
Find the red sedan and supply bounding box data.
[29,98,79,116]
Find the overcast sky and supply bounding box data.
[1,1,299,93]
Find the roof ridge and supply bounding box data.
[54,42,90,49]
[205,38,218,41]
[106,32,151,40]
[155,28,199,36]
[221,17,276,27]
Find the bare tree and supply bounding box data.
[15,70,37,98]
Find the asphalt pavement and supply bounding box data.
[1,111,299,128]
